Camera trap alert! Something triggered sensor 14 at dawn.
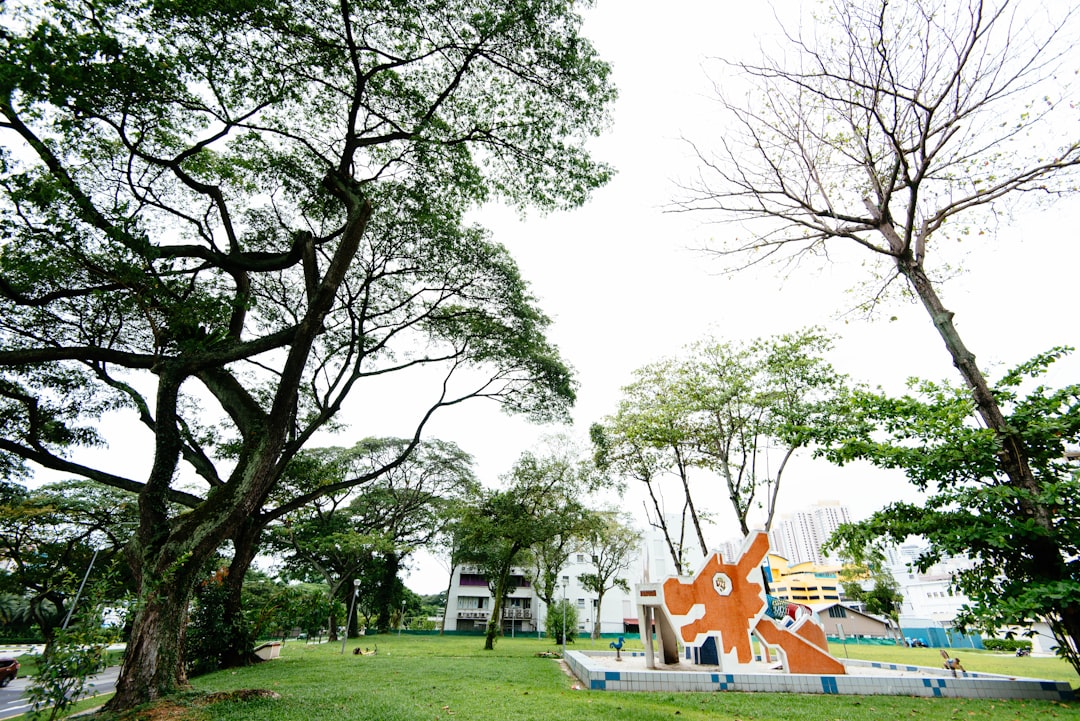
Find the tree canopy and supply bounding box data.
[1,0,613,707]
[0,480,137,646]
[270,438,478,638]
[820,349,1080,674]
[592,329,843,570]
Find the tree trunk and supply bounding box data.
[327,601,339,643]
[1049,607,1080,672]
[899,260,1036,495]
[375,553,400,634]
[763,446,796,533]
[440,564,455,636]
[485,563,512,651]
[893,617,905,646]
[107,579,194,709]
[642,485,683,575]
[220,519,262,668]
[593,590,605,639]
[674,448,709,555]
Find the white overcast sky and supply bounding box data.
[395,0,1080,592]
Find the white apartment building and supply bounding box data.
[443,540,666,637]
[884,543,976,624]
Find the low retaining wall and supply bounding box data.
[564,651,1074,701]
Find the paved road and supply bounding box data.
[0,666,120,719]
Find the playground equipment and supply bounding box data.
[634,531,844,675]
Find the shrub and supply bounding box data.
[186,570,254,676]
[983,638,1033,653]
[544,600,578,645]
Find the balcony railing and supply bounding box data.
[456,608,533,620]
[502,608,532,619]
[457,610,489,620]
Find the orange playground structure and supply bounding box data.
[635,531,845,675]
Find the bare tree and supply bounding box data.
[678,0,1080,662]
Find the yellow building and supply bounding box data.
[766,553,842,604]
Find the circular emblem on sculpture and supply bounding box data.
[712,572,731,596]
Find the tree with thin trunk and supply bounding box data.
[455,441,601,650]
[685,330,843,536]
[678,0,1080,668]
[577,512,640,639]
[1,0,611,708]
[591,362,707,569]
[529,531,585,610]
[592,329,843,564]
[825,537,906,646]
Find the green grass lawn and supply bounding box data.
[34,635,1080,721]
[171,635,1080,721]
[827,642,1077,682]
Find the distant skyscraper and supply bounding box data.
[770,501,851,565]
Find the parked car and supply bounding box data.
[0,657,19,687]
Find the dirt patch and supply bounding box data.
[201,689,281,704]
[110,699,206,721]
[107,689,281,721]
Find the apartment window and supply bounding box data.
[577,598,585,607]
[459,573,487,587]
[576,554,586,563]
[827,606,847,618]
[457,596,488,610]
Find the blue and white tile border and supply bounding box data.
[563,651,1075,701]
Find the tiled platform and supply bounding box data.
[564,651,1075,701]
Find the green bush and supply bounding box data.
[544,601,578,646]
[982,638,1032,652]
[27,633,107,721]
[186,571,254,676]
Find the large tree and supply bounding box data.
[344,439,479,632]
[268,438,477,641]
[679,0,1080,664]
[0,0,612,707]
[219,437,476,662]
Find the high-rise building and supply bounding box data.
[769,501,851,565]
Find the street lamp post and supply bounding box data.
[561,580,567,658]
[62,548,100,631]
[398,599,406,636]
[340,579,361,655]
